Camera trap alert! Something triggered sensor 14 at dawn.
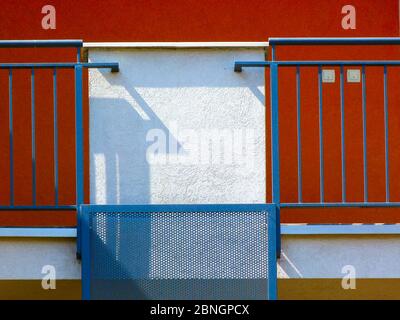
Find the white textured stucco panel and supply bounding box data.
[0,238,80,279]
[88,48,265,204]
[279,235,400,279]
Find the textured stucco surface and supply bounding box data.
[279,234,400,279]
[2,234,399,280]
[88,48,266,205]
[0,238,80,279]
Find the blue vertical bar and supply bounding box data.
[77,48,81,63]
[270,63,280,257]
[267,205,277,300]
[271,45,276,61]
[383,65,390,202]
[81,206,91,300]
[8,69,14,206]
[53,68,59,206]
[296,66,303,203]
[75,65,84,256]
[340,66,346,203]
[318,66,324,202]
[31,68,36,206]
[361,66,368,202]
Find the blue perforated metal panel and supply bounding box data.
[81,204,277,300]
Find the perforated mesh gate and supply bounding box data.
[81,204,277,300]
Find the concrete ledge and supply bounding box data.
[2,225,398,237]
[282,224,400,235]
[0,228,76,238]
[83,42,269,49]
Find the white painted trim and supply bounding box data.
[282,224,400,235]
[0,228,76,238]
[83,42,269,49]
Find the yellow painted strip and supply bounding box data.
[279,278,400,300]
[1,279,400,300]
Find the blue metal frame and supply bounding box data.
[75,64,84,258]
[268,37,400,46]
[318,66,324,202]
[296,66,302,203]
[361,65,368,202]
[270,63,281,257]
[81,203,278,300]
[0,40,118,259]
[1,64,117,212]
[235,60,400,71]
[0,62,119,71]
[31,68,36,205]
[53,68,59,206]
[235,37,400,257]
[0,40,82,48]
[8,69,13,206]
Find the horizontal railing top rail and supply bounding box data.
[235,60,400,71]
[0,39,83,48]
[0,62,119,71]
[269,37,400,46]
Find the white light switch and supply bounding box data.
[322,70,335,83]
[347,69,361,83]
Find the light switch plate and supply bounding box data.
[322,69,335,83]
[347,69,361,83]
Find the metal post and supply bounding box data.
[383,65,390,202]
[31,68,36,205]
[53,68,59,206]
[296,66,303,203]
[8,69,14,206]
[75,65,84,257]
[318,66,325,203]
[81,205,91,300]
[340,66,346,203]
[270,63,281,257]
[267,205,278,300]
[361,65,368,202]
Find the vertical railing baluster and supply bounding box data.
[53,68,59,206]
[31,68,36,206]
[318,66,324,203]
[8,69,14,207]
[340,66,346,203]
[270,63,281,257]
[296,66,303,203]
[362,66,368,202]
[75,65,84,206]
[271,45,276,61]
[383,65,390,202]
[77,48,81,63]
[75,65,84,257]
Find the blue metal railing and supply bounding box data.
[0,40,83,48]
[235,37,400,254]
[0,41,118,224]
[268,37,400,46]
